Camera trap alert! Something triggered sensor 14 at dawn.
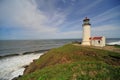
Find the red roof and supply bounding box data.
[90,37,102,40]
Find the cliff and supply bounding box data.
[17,44,120,80]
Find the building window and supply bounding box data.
[98,40,100,44]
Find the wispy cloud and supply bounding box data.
[0,0,120,39]
[91,24,120,37]
[92,5,120,24]
[0,0,66,33]
[75,0,104,15]
[92,24,120,32]
[0,0,70,39]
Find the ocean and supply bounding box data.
[0,38,120,80]
[0,39,78,56]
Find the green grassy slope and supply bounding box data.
[18,44,120,80]
[113,45,120,48]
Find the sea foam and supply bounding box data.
[107,41,120,45]
[0,53,43,80]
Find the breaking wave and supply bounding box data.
[0,53,44,80]
[107,41,120,45]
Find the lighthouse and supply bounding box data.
[82,17,91,45]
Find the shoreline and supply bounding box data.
[0,49,50,59]
[11,53,45,80]
[0,51,46,80]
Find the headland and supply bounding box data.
[16,43,120,80]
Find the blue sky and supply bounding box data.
[0,0,120,39]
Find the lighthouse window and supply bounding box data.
[98,40,100,44]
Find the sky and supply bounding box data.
[0,0,120,40]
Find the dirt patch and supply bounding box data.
[59,56,71,64]
[102,46,120,53]
[103,56,120,66]
[89,46,120,53]
[73,44,120,53]
[84,51,98,57]
[89,71,97,77]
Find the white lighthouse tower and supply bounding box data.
[82,17,91,45]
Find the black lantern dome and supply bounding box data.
[82,17,91,26]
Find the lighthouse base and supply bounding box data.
[81,41,91,46]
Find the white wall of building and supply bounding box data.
[91,36,106,47]
[82,25,91,45]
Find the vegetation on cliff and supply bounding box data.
[18,44,120,80]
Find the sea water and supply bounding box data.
[0,39,119,80]
[0,53,43,80]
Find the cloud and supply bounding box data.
[0,0,64,33]
[88,5,120,38]
[0,0,120,39]
[91,24,120,37]
[92,5,120,24]
[62,0,66,3]
[92,25,120,32]
[0,0,76,39]
[61,30,82,37]
[75,0,103,15]
[0,0,72,39]
[48,30,82,39]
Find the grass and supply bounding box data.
[19,62,120,80]
[107,44,120,48]
[18,44,120,80]
[114,45,120,48]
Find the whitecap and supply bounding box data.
[107,41,120,45]
[0,53,43,80]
